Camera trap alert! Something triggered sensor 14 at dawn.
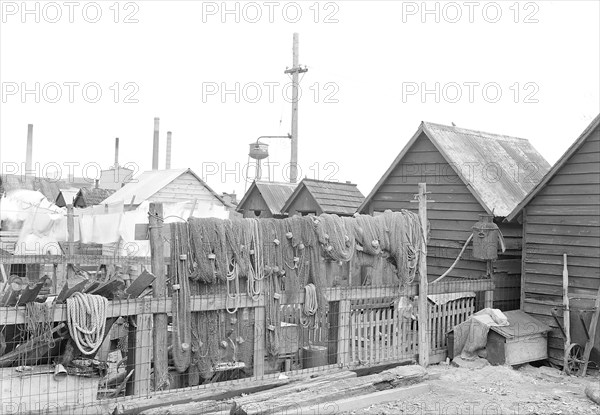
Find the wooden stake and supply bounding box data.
[579,283,600,376]
[149,202,168,391]
[562,253,571,372]
[417,183,429,367]
[66,204,75,281]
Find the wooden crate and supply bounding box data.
[486,310,551,366]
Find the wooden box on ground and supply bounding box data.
[486,310,551,366]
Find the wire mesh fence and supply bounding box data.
[0,267,495,414]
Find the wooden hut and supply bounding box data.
[506,114,600,365]
[73,187,116,208]
[55,188,81,207]
[236,181,296,218]
[102,168,232,215]
[281,179,365,217]
[358,121,551,310]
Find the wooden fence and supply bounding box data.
[0,249,494,414]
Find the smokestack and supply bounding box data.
[114,137,120,168]
[25,124,33,176]
[152,117,160,170]
[166,131,172,170]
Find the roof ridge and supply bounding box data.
[423,121,530,142]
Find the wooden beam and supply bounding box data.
[253,306,265,378]
[417,183,430,367]
[0,281,494,325]
[149,202,168,391]
[0,254,158,265]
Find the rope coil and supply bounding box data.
[66,292,108,355]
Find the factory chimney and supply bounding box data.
[25,124,34,176]
[152,117,160,170]
[166,131,172,170]
[114,137,120,168]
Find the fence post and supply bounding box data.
[149,202,168,390]
[417,183,430,367]
[337,298,351,366]
[253,306,266,377]
[484,289,494,309]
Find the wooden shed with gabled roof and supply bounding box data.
[506,114,600,366]
[236,180,297,218]
[358,121,551,310]
[73,187,116,208]
[282,178,365,217]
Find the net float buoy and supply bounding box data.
[208,253,216,260]
[324,233,329,240]
[236,336,245,344]
[371,240,380,248]
[173,284,181,290]
[179,254,187,261]
[298,243,305,250]
[293,257,299,262]
[356,244,364,252]
[353,212,360,218]
[219,340,229,349]
[274,238,280,246]
[273,292,281,300]
[272,266,280,273]
[181,342,191,351]
[326,245,333,252]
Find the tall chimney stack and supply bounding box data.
[166,131,172,170]
[152,117,160,170]
[25,124,33,176]
[114,137,120,168]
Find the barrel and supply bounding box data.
[301,345,328,369]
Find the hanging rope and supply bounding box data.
[171,222,192,373]
[66,292,108,355]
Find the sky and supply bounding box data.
[1,0,599,199]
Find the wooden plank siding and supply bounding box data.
[363,133,521,309]
[149,172,218,204]
[238,186,273,218]
[285,187,322,216]
[521,123,600,365]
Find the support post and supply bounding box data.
[149,202,168,391]
[253,306,265,377]
[484,290,494,309]
[562,253,571,372]
[337,299,351,366]
[284,32,307,184]
[65,204,75,282]
[417,183,429,367]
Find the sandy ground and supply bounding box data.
[342,363,600,415]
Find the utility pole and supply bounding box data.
[284,33,308,184]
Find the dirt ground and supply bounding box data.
[342,363,600,415]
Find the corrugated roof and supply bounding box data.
[76,187,116,206]
[506,113,600,222]
[359,122,551,217]
[102,168,229,207]
[283,178,365,216]
[237,181,297,215]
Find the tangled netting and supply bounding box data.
[171,211,424,362]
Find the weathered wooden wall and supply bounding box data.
[150,171,220,205]
[237,186,273,218]
[521,123,600,364]
[362,133,520,309]
[285,187,321,216]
